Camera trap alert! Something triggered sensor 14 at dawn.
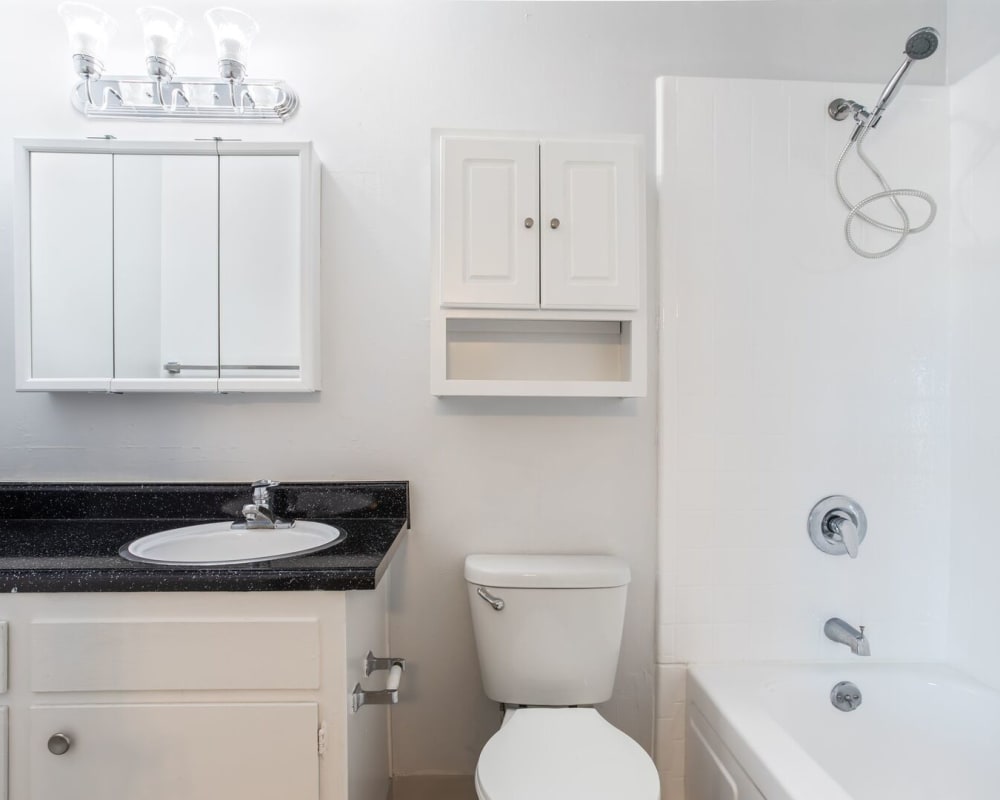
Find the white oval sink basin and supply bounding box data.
[122,521,344,566]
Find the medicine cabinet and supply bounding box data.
[430,131,647,397]
[13,139,320,393]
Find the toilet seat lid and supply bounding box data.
[476,708,660,800]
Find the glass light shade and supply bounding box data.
[204,7,259,67]
[58,2,117,64]
[137,7,188,66]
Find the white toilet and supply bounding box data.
[465,554,660,800]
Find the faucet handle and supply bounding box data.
[828,514,860,559]
[251,479,280,506]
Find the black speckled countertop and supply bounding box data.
[0,482,409,592]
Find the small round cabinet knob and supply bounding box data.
[524,217,534,229]
[47,733,72,755]
[550,218,561,229]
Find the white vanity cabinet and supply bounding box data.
[13,140,320,393]
[432,131,647,397]
[0,588,391,800]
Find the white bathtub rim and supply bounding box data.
[686,661,982,800]
[688,664,851,800]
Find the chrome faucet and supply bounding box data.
[824,617,871,656]
[238,479,289,529]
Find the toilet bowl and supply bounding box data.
[465,554,660,800]
[475,707,660,800]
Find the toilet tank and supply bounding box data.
[464,554,630,706]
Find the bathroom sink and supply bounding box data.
[121,521,344,566]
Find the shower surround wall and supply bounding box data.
[949,49,1000,690]
[656,76,951,798]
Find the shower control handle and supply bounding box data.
[808,496,867,558]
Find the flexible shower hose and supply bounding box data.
[834,127,937,259]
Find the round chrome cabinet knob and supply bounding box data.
[524,217,534,229]
[550,218,561,229]
[48,733,72,755]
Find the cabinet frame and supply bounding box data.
[13,139,321,393]
[431,129,647,398]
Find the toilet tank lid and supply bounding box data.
[464,555,631,589]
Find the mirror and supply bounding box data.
[113,154,219,383]
[29,152,113,381]
[219,155,301,381]
[16,140,318,393]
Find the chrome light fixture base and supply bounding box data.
[217,58,247,82]
[70,74,297,121]
[145,55,176,80]
[72,53,104,78]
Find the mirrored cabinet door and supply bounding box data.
[113,154,219,390]
[29,152,113,385]
[219,155,301,384]
[16,140,318,393]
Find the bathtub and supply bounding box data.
[686,662,1000,800]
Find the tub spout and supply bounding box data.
[824,617,871,656]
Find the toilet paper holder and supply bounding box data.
[351,650,406,713]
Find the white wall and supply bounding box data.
[948,47,1000,686]
[946,0,1000,82]
[0,0,947,780]
[656,75,951,798]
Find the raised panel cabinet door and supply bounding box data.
[219,155,301,381]
[540,140,641,310]
[439,136,540,308]
[112,154,219,388]
[29,152,113,382]
[29,703,319,800]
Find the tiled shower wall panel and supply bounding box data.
[949,52,1000,690]
[656,76,951,799]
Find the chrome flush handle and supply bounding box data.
[476,586,505,611]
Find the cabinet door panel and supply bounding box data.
[29,703,318,800]
[112,154,219,389]
[29,153,113,383]
[540,140,641,310]
[440,137,540,308]
[219,155,301,381]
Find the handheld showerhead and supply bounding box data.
[829,28,941,258]
[905,27,940,60]
[866,27,941,131]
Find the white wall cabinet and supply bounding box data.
[14,140,320,393]
[432,131,647,397]
[0,588,392,800]
[439,136,640,311]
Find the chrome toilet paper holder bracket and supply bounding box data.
[351,650,406,712]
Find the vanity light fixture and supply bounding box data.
[204,7,259,83]
[57,3,297,122]
[58,2,118,99]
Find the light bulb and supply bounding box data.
[205,7,259,81]
[137,7,188,79]
[58,2,118,77]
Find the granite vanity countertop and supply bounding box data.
[0,481,409,593]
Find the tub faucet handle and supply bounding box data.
[828,513,860,559]
[808,496,867,558]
